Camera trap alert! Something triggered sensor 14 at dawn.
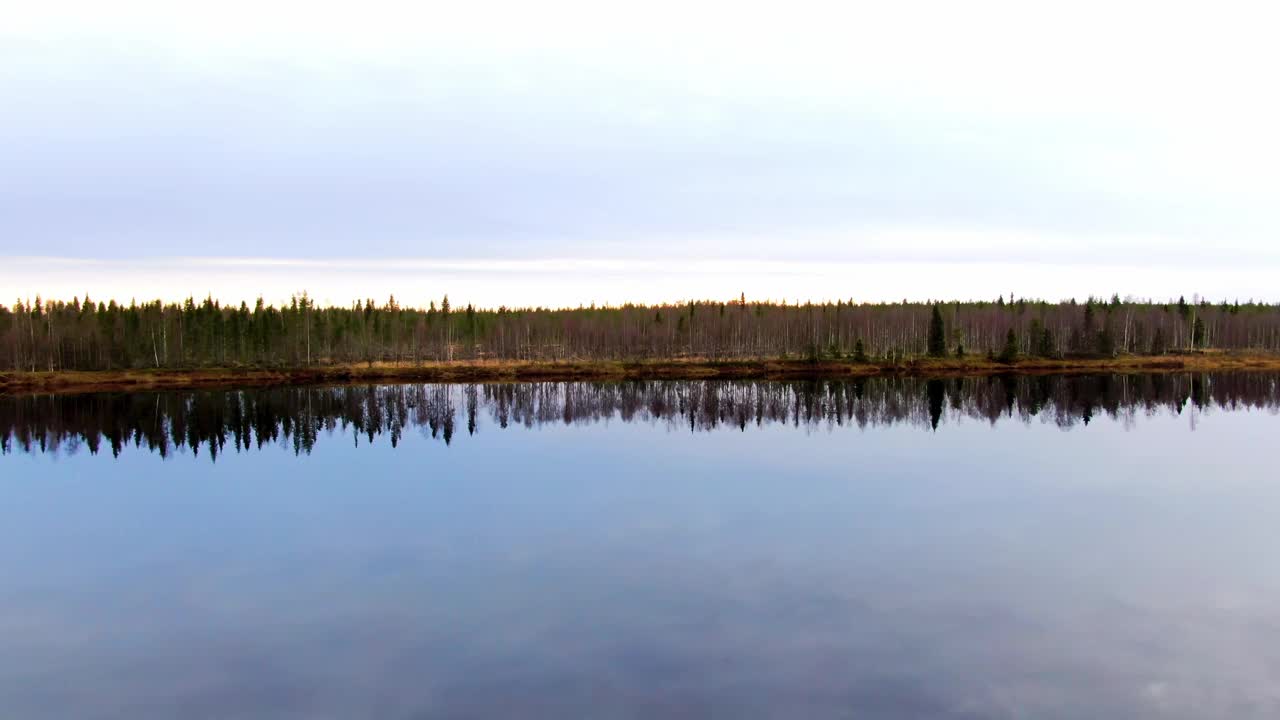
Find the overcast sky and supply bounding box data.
[3,1,1277,306]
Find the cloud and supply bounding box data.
[3,256,1273,308]
[2,1,1278,296]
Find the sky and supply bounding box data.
[2,1,1278,307]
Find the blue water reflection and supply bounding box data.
[2,376,1279,719]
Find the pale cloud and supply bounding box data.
[3,256,1270,309]
[2,1,1278,301]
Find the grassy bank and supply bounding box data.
[4,351,1280,396]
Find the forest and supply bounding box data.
[3,292,1280,372]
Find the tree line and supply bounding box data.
[3,292,1279,372]
[5,373,1274,459]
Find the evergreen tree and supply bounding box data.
[805,340,820,364]
[1036,325,1055,358]
[1080,300,1097,354]
[852,337,868,363]
[5,293,1280,372]
[1097,320,1116,357]
[1151,326,1167,355]
[998,328,1019,363]
[927,304,946,357]
[1193,316,1207,348]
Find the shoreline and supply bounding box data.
[4,353,1280,396]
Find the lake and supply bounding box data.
[2,374,1279,719]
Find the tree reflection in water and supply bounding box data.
[3,373,1277,460]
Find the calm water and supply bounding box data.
[3,374,1279,719]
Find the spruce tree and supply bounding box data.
[1097,321,1116,357]
[1151,327,1167,355]
[998,327,1019,363]
[1193,316,1206,348]
[853,337,868,363]
[1036,325,1055,358]
[1081,300,1097,354]
[927,304,946,357]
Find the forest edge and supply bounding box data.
[5,351,1280,396]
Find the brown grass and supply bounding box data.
[4,351,1280,396]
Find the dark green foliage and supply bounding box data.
[1038,327,1055,358]
[852,337,869,363]
[927,304,947,357]
[3,294,1278,372]
[805,341,820,364]
[998,328,1019,363]
[1151,327,1167,355]
[1080,300,1097,354]
[1029,319,1055,358]
[1097,321,1116,357]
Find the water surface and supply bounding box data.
[2,374,1279,719]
